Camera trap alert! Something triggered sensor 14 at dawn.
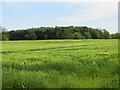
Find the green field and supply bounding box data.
[1,39,119,88]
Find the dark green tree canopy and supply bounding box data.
[0,26,119,40]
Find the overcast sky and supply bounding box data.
[0,0,118,33]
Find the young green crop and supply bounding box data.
[2,39,119,88]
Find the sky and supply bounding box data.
[0,0,118,33]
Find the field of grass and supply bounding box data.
[1,39,119,88]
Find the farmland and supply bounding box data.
[1,39,119,88]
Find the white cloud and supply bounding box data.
[59,3,117,24]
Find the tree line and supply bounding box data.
[0,26,120,40]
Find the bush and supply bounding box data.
[2,35,9,41]
[73,32,85,39]
[24,32,37,40]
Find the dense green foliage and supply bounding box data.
[2,40,118,88]
[8,26,111,40]
[1,26,120,40]
[0,26,9,41]
[111,33,120,39]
